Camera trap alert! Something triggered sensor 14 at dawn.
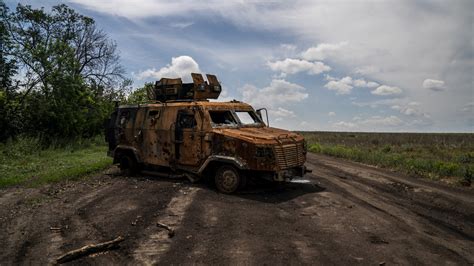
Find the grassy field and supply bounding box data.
[0,136,112,188]
[301,132,474,186]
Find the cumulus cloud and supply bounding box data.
[136,56,201,82]
[273,107,296,118]
[71,0,473,131]
[354,65,381,75]
[267,58,330,75]
[333,121,357,129]
[333,115,404,130]
[328,111,336,116]
[240,79,308,108]
[423,79,446,91]
[324,76,382,95]
[353,79,379,88]
[301,42,348,61]
[324,76,353,95]
[371,85,402,96]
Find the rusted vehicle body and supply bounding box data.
[106,73,309,193]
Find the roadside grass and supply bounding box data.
[0,136,112,188]
[301,132,474,186]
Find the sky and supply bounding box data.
[5,0,474,132]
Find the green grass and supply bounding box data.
[301,132,474,186]
[0,136,112,188]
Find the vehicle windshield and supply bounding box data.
[235,111,261,126]
[209,110,262,128]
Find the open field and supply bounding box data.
[301,132,474,186]
[1,154,472,265]
[0,137,112,188]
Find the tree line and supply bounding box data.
[0,2,137,143]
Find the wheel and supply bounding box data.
[119,154,138,176]
[215,165,241,194]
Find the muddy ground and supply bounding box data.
[1,153,473,265]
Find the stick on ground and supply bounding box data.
[157,222,175,238]
[56,236,125,264]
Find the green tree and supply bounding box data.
[126,82,153,104]
[2,3,128,141]
[0,1,20,140]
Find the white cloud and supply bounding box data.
[333,115,404,130]
[280,44,297,51]
[324,76,353,95]
[273,107,296,118]
[328,111,336,116]
[136,55,200,82]
[423,79,446,91]
[324,76,381,95]
[371,85,402,96]
[240,79,308,108]
[324,74,336,81]
[333,121,357,129]
[354,65,381,75]
[71,0,473,131]
[391,102,431,121]
[353,79,379,88]
[267,58,330,75]
[301,42,348,61]
[362,116,404,127]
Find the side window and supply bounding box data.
[177,112,196,129]
[119,110,129,128]
[147,110,160,128]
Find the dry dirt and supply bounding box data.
[1,153,473,265]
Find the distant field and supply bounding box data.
[300,132,474,186]
[0,136,112,188]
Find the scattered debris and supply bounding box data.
[368,235,389,245]
[131,215,142,226]
[157,222,175,238]
[56,236,125,264]
[49,227,62,231]
[290,179,311,184]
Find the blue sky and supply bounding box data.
[6,0,473,132]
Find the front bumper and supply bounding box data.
[274,165,311,182]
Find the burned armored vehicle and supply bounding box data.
[105,73,309,193]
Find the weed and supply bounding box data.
[300,132,474,186]
[0,136,112,188]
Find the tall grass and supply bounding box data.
[0,135,112,188]
[301,132,473,186]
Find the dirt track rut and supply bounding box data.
[0,154,473,265]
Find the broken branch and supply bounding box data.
[156,222,175,238]
[56,236,125,264]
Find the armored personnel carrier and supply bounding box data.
[105,73,309,193]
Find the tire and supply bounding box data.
[215,165,241,194]
[119,154,138,176]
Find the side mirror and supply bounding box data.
[256,108,269,126]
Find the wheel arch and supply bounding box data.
[198,155,247,175]
[113,146,142,164]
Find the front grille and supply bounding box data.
[274,142,305,169]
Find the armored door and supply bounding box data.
[175,109,202,166]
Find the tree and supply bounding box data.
[0,1,20,140]
[126,82,153,104]
[1,3,128,141]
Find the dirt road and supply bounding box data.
[1,153,473,265]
